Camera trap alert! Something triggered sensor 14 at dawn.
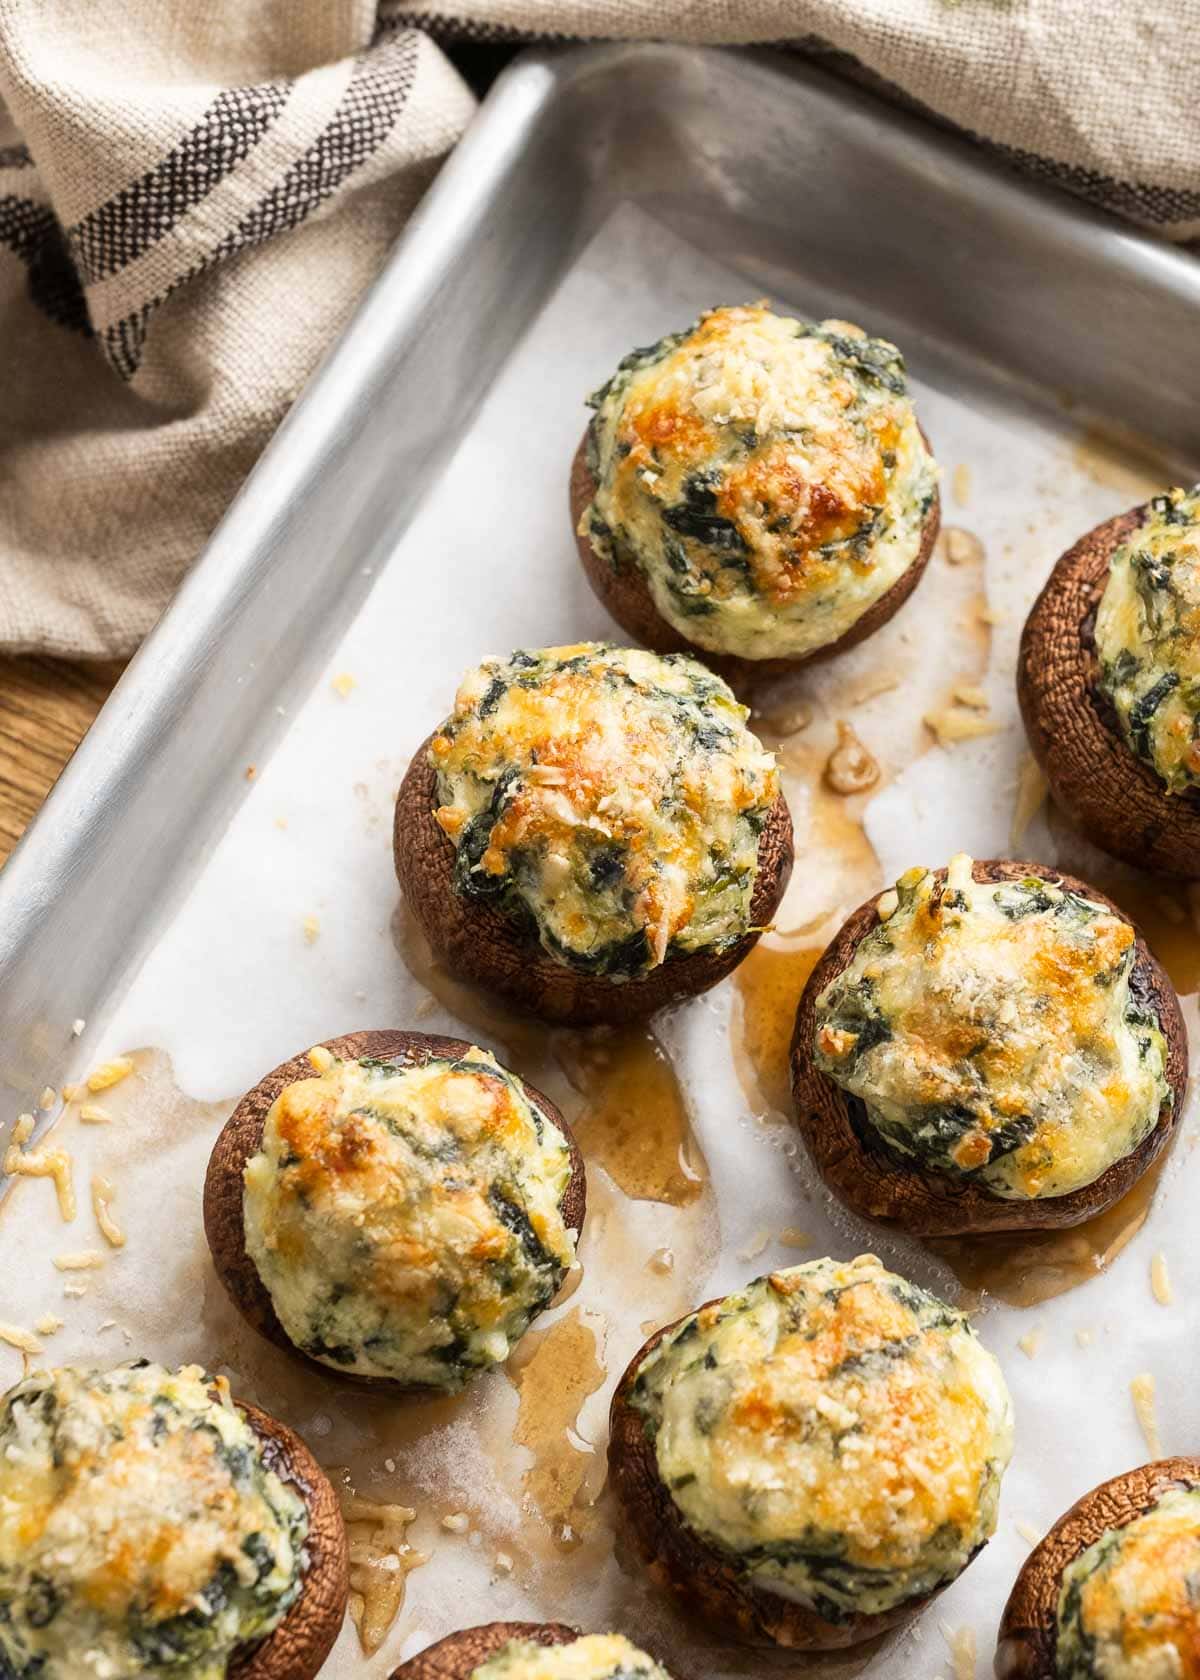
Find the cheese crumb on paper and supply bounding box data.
[1131,1372,1162,1457]
[86,1057,134,1093]
[92,1176,126,1248]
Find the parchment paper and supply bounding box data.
[2,204,1197,1680]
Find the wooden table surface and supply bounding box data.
[0,657,124,865]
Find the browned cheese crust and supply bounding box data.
[789,859,1188,1237]
[1018,505,1200,878]
[389,1621,579,1680]
[393,738,794,1025]
[569,435,941,693]
[994,1458,1200,1680]
[230,1403,350,1680]
[203,1030,586,1391]
[607,1307,951,1650]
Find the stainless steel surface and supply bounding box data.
[1,41,1198,1116]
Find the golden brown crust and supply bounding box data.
[607,1307,958,1649]
[994,1458,1200,1680]
[203,1030,586,1392]
[393,738,794,1025]
[570,435,941,693]
[231,1403,349,1680]
[1018,505,1200,878]
[789,859,1189,1237]
[389,1622,579,1680]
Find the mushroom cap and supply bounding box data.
[230,1402,349,1680]
[389,1622,579,1680]
[389,1622,685,1680]
[569,435,941,693]
[607,1305,963,1650]
[393,736,793,1026]
[1018,504,1200,878]
[204,1030,586,1392]
[789,859,1188,1236]
[994,1457,1200,1679]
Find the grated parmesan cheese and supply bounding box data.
[940,1620,977,1680]
[0,1323,41,1356]
[86,1057,134,1093]
[924,707,1002,745]
[3,1140,75,1221]
[1150,1252,1172,1306]
[1017,1326,1045,1360]
[53,1250,105,1271]
[1131,1372,1162,1458]
[91,1176,126,1248]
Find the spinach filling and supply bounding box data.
[432,646,777,976]
[814,864,1170,1197]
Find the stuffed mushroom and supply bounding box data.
[393,643,793,1023]
[204,1030,585,1393]
[1019,488,1200,876]
[0,1359,347,1680]
[608,1253,1013,1649]
[391,1623,677,1680]
[570,303,940,685]
[995,1458,1200,1679]
[791,855,1187,1236]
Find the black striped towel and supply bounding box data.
[1,0,1196,657]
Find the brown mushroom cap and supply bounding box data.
[204,1030,586,1392]
[570,435,941,693]
[389,1621,685,1680]
[1018,504,1200,878]
[789,859,1189,1237]
[608,1303,966,1649]
[230,1402,349,1680]
[390,1622,577,1680]
[393,736,793,1026]
[994,1457,1200,1679]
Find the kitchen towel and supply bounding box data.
[1,0,1196,657]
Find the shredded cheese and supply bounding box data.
[924,707,1002,745]
[91,1175,126,1248]
[940,1620,977,1680]
[1017,1326,1046,1360]
[53,1250,105,1271]
[1131,1372,1162,1458]
[86,1057,134,1093]
[1151,1252,1173,1306]
[78,1104,111,1124]
[3,1140,76,1221]
[0,1323,42,1356]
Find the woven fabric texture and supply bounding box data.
[0,0,1195,655]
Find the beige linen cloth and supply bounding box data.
[1,1,1197,658]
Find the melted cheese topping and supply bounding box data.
[0,1361,307,1680]
[813,854,1169,1200]
[1056,1487,1200,1680]
[1096,487,1200,794]
[579,304,937,660]
[243,1050,576,1387]
[430,644,779,976]
[629,1254,1012,1621]
[471,1633,672,1679]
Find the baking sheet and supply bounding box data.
[3,202,1198,1680]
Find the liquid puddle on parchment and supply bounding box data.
[392,903,710,1209]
